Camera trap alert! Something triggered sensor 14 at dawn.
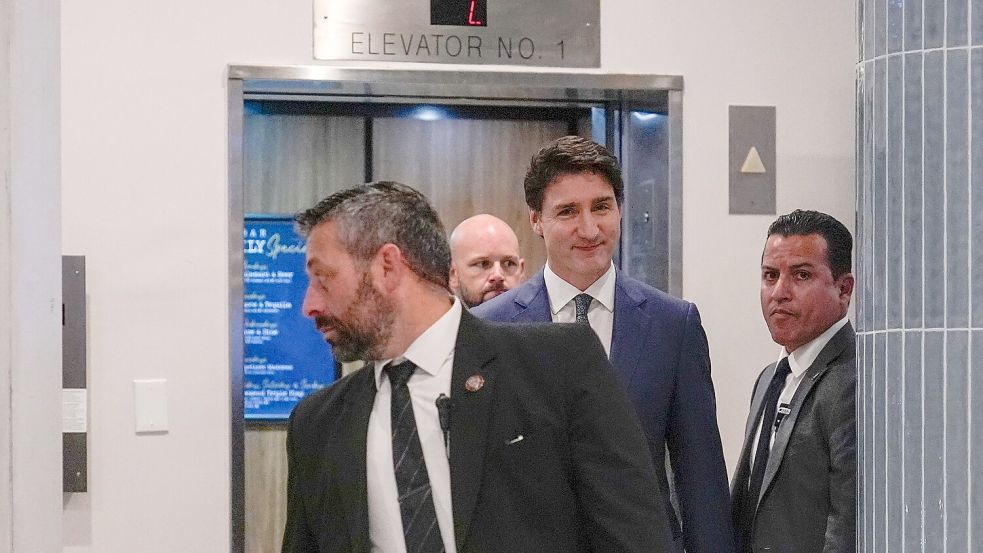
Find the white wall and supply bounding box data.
[1,3,12,545]
[2,0,63,552]
[602,3,858,472]
[60,1,855,550]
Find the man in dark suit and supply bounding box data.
[282,181,674,553]
[473,136,733,553]
[731,210,856,553]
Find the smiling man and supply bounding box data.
[282,181,674,553]
[731,209,856,553]
[449,214,526,307]
[473,136,733,553]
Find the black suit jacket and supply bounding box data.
[730,323,857,553]
[282,310,674,553]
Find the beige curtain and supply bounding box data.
[243,113,366,214]
[373,116,572,271]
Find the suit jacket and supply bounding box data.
[730,323,857,553]
[472,270,734,553]
[282,310,675,553]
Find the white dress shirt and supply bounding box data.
[543,261,616,356]
[366,298,461,553]
[749,316,850,465]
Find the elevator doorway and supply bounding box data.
[228,67,683,553]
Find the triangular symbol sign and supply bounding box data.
[740,146,767,174]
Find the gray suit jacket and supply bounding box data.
[730,323,857,553]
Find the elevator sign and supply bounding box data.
[313,0,600,67]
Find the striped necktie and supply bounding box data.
[385,360,445,553]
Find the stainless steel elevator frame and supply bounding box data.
[227,66,684,553]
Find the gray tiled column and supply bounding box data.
[857,1,983,552]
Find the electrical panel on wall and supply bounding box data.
[62,255,87,493]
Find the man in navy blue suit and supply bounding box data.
[473,136,734,553]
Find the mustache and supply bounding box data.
[314,315,337,330]
[484,282,507,294]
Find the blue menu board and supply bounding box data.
[243,214,336,420]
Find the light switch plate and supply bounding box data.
[134,379,168,433]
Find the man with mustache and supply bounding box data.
[449,214,526,307]
[730,210,856,553]
[473,136,733,553]
[282,181,674,553]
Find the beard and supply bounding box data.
[314,272,395,362]
[458,281,507,308]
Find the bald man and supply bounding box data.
[449,214,526,307]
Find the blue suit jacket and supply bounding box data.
[472,269,735,553]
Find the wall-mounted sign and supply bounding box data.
[314,0,600,67]
[243,215,336,420]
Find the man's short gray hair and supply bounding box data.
[294,181,451,290]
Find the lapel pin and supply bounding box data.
[465,374,485,393]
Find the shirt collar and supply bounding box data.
[373,297,462,389]
[778,316,850,377]
[543,261,616,315]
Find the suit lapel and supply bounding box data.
[448,311,498,551]
[758,323,855,505]
[337,368,377,553]
[509,271,552,323]
[608,273,651,384]
[730,367,773,497]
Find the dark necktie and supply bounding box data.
[573,293,593,324]
[384,360,444,553]
[738,356,792,552]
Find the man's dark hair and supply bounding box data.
[295,181,451,290]
[767,209,853,279]
[524,136,624,211]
